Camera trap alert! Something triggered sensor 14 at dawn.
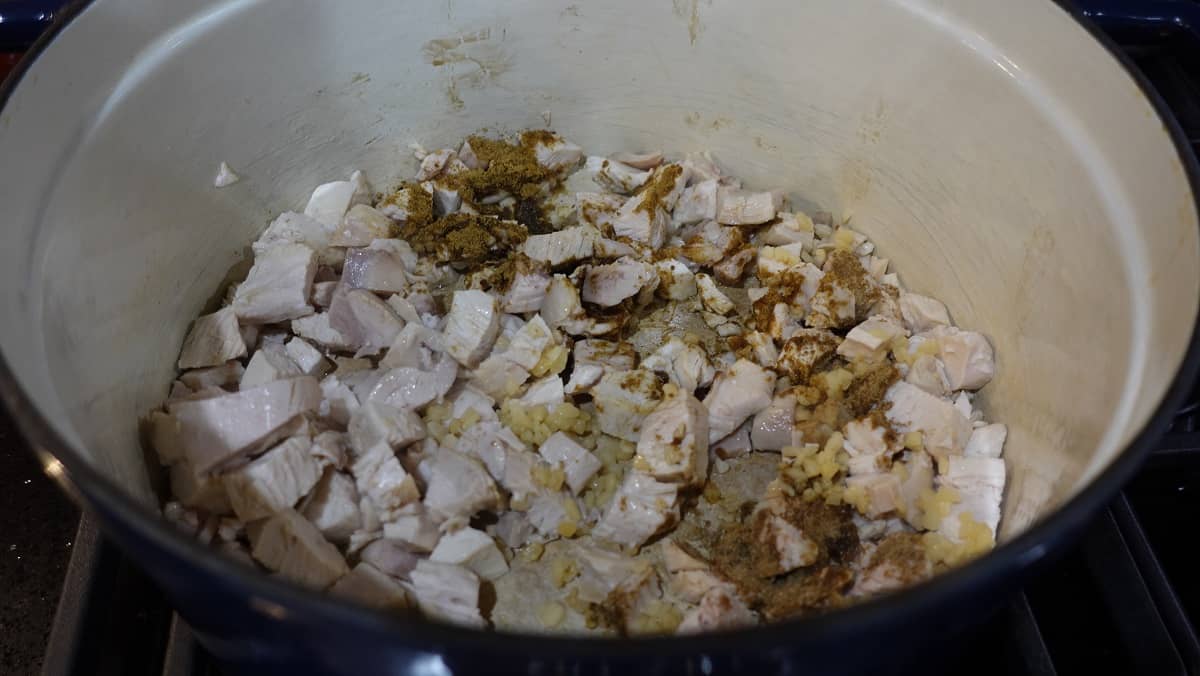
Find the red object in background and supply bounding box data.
[1,53,23,83]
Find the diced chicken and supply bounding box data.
[703,359,776,443]
[241,342,302,390]
[410,560,487,628]
[714,248,756,285]
[469,355,529,400]
[305,178,367,228]
[924,326,995,391]
[429,527,509,581]
[682,221,744,265]
[213,161,240,187]
[636,392,709,486]
[846,473,903,518]
[416,148,456,180]
[330,562,413,610]
[577,191,626,231]
[349,400,426,452]
[739,331,778,369]
[643,338,715,395]
[328,288,404,357]
[490,511,536,549]
[897,452,934,529]
[593,472,680,549]
[587,155,651,194]
[884,381,972,460]
[837,316,906,363]
[309,430,348,469]
[527,132,584,172]
[906,354,950,396]
[535,432,602,494]
[965,423,1007,459]
[751,394,796,451]
[223,436,322,521]
[715,187,781,225]
[564,363,604,395]
[377,183,426,222]
[232,243,317,324]
[763,212,816,248]
[611,195,669,249]
[342,247,408,294]
[360,538,422,579]
[756,243,806,285]
[523,225,599,267]
[939,455,1006,540]
[712,420,753,459]
[576,339,638,371]
[301,470,361,544]
[350,440,421,519]
[177,308,246,369]
[501,315,556,370]
[591,370,664,442]
[456,420,526,483]
[285,337,330,377]
[167,376,321,473]
[169,461,231,513]
[610,151,664,170]
[319,374,360,426]
[500,257,552,314]
[677,587,757,634]
[330,204,393,247]
[899,292,951,333]
[653,259,697,301]
[179,361,244,391]
[850,535,933,598]
[582,256,656,307]
[369,357,458,409]
[518,375,565,409]
[759,512,819,573]
[381,504,443,552]
[695,273,734,314]
[673,179,719,226]
[291,312,356,352]
[572,545,658,605]
[423,448,501,520]
[442,290,501,368]
[252,212,334,264]
[251,509,349,589]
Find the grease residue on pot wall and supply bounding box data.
[423,27,513,111]
[672,0,710,45]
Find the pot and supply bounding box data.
[1,0,1198,673]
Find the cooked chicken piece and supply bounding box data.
[850,534,933,598]
[842,417,897,462]
[523,225,598,267]
[759,511,819,573]
[169,461,232,513]
[305,176,369,228]
[252,211,336,265]
[845,473,903,518]
[380,322,439,370]
[574,193,624,234]
[612,195,669,249]
[410,560,487,628]
[763,211,816,249]
[301,470,361,544]
[349,400,426,452]
[416,148,456,180]
[713,248,755,285]
[308,430,347,470]
[756,243,806,285]
[240,342,302,390]
[582,256,656,307]
[739,331,778,369]
[673,179,719,227]
[381,504,443,552]
[642,338,715,394]
[539,275,585,330]
[896,451,934,529]
[593,472,680,549]
[522,490,578,537]
[490,511,536,549]
[591,369,664,442]
[178,361,244,391]
[695,273,735,315]
[899,292,951,333]
[423,448,501,520]
[359,538,422,579]
[350,440,421,520]
[501,315,556,369]
[469,355,530,400]
[457,420,527,484]
[587,155,651,194]
[442,290,501,368]
[168,376,321,473]
[148,411,185,466]
[610,151,664,170]
[677,586,757,634]
[223,436,322,521]
[681,220,744,265]
[703,359,776,443]
[923,326,995,391]
[939,455,1006,540]
[318,374,360,426]
[328,289,404,358]
[232,243,317,324]
[330,562,413,609]
[528,132,584,172]
[715,187,781,225]
[965,423,1007,459]
[429,527,509,581]
[712,420,753,459]
[751,394,796,451]
[177,308,246,369]
[251,509,349,589]
[564,364,604,395]
[518,375,565,408]
[291,312,356,352]
[377,183,428,222]
[906,354,950,396]
[284,337,330,377]
[341,247,408,295]
[637,391,709,486]
[651,259,695,302]
[501,257,552,314]
[576,339,638,371]
[837,316,906,363]
[330,204,393,247]
[884,381,972,460]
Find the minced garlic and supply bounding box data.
[537,601,567,628]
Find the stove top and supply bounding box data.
[4,2,1200,675]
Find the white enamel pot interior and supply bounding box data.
[0,0,1198,664]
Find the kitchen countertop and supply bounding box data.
[0,410,80,675]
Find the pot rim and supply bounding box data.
[1,0,1198,657]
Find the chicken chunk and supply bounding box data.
[924,326,996,391]
[527,131,584,172]
[965,423,1007,459]
[382,504,443,552]
[587,155,651,194]
[593,472,680,550]
[423,448,501,520]
[285,337,330,377]
[251,509,349,589]
[350,441,421,520]
[712,420,753,460]
[500,257,552,314]
[349,400,426,452]
[252,211,333,263]
[328,288,404,357]
[368,358,458,411]
[241,342,302,390]
[677,587,757,634]
[611,195,669,249]
[410,560,486,628]
[523,225,598,267]
[177,308,246,369]
[836,315,905,363]
[305,177,368,228]
[884,382,972,460]
[168,461,231,513]
[673,179,719,226]
[846,472,903,518]
[703,359,776,443]
[223,436,322,522]
[342,247,408,294]
[763,212,816,248]
[429,527,509,581]
[899,292,951,333]
[536,432,602,495]
[696,274,735,314]
[330,562,413,610]
[291,312,356,352]
[758,512,819,574]
[232,243,317,324]
[301,470,361,544]
[330,204,394,247]
[636,392,709,486]
[715,187,781,225]
[442,290,501,368]
[654,259,697,301]
[582,256,656,307]
[905,354,950,396]
[591,369,664,442]
[179,361,244,391]
[359,538,422,579]
[938,455,1006,540]
[167,376,321,473]
[682,221,744,265]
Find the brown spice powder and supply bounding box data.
[400,212,528,266]
[634,164,683,216]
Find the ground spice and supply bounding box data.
[444,134,553,203]
[843,361,900,419]
[820,249,880,323]
[400,212,528,267]
[634,164,683,215]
